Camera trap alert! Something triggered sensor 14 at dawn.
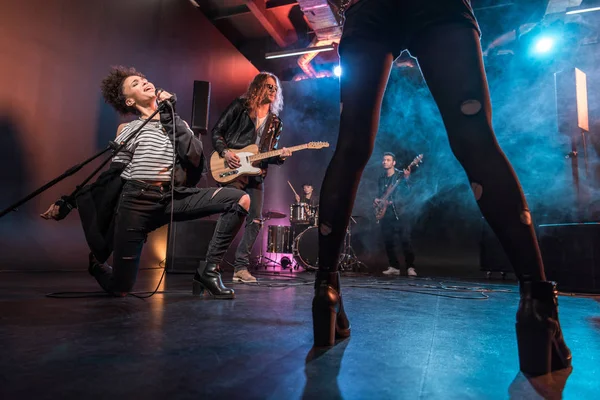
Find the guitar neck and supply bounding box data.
[249,144,309,162]
[381,178,401,201]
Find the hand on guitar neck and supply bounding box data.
[281,147,292,159]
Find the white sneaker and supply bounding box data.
[232,269,257,283]
[407,267,417,277]
[383,267,401,276]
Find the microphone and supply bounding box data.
[155,87,167,100]
[155,88,176,109]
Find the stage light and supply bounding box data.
[534,37,555,54]
[265,45,335,60]
[566,6,600,15]
[333,65,342,77]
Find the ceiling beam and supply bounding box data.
[244,0,295,47]
[212,5,249,20]
[213,1,297,21]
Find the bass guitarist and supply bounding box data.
[374,152,417,277]
[211,72,292,283]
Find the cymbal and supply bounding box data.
[262,210,286,219]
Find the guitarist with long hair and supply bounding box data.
[374,152,417,277]
[211,72,292,283]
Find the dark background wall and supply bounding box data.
[1,0,599,278]
[0,0,258,270]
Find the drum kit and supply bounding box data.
[255,204,365,271]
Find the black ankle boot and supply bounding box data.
[193,261,235,300]
[312,271,351,347]
[516,281,572,376]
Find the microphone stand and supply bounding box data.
[0,104,165,219]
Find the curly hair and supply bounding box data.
[241,72,283,116]
[100,66,146,116]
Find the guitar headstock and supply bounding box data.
[307,141,330,149]
[408,154,424,169]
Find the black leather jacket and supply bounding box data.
[159,100,207,187]
[211,97,284,167]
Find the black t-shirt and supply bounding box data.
[300,194,319,208]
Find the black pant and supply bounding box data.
[317,4,545,281]
[381,213,415,270]
[226,176,263,272]
[96,180,246,293]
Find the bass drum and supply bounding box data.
[293,226,319,270]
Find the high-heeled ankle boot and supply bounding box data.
[312,271,351,347]
[516,281,572,376]
[193,261,235,299]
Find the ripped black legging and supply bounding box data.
[317,23,545,282]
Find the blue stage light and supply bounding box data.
[334,65,342,77]
[533,36,555,54]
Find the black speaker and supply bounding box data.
[191,80,210,135]
[165,219,217,273]
[539,223,600,294]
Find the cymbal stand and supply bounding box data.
[338,217,367,272]
[253,217,283,269]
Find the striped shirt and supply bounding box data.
[112,118,175,182]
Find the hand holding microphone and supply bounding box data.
[155,88,176,109]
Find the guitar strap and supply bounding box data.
[258,113,275,153]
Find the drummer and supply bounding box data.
[294,183,319,208]
[294,183,319,228]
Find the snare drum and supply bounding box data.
[290,203,310,224]
[267,225,292,253]
[293,226,319,270]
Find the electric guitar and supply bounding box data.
[374,154,423,221]
[210,142,329,184]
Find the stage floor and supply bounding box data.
[1,269,598,399]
